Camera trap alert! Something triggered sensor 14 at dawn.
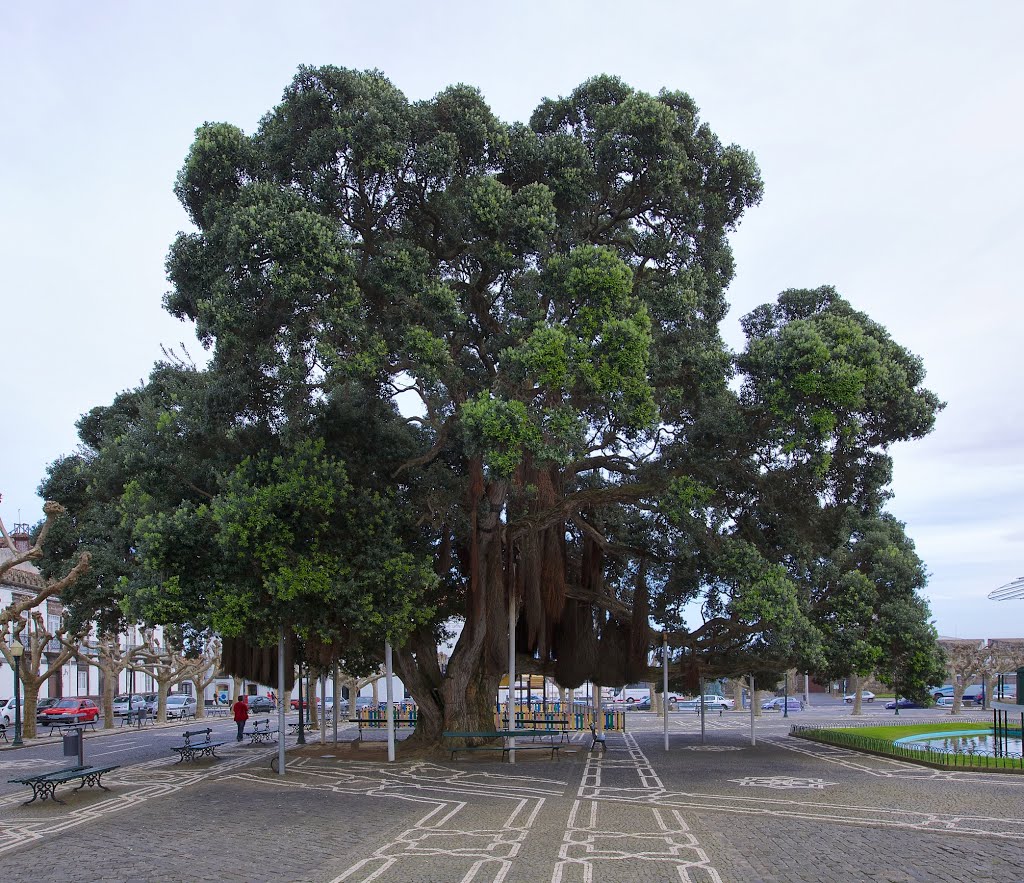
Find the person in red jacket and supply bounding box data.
[232,695,249,742]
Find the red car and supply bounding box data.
[289,697,317,710]
[41,698,100,723]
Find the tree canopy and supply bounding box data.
[42,68,944,738]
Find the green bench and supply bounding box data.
[9,764,120,805]
[171,728,226,763]
[443,730,562,761]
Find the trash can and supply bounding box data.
[63,730,81,758]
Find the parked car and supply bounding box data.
[246,696,275,714]
[165,694,198,719]
[0,697,25,726]
[678,695,734,711]
[34,697,61,724]
[762,696,802,711]
[290,697,318,710]
[930,685,955,701]
[962,685,986,705]
[141,693,159,715]
[112,694,146,717]
[885,698,925,710]
[843,690,875,703]
[40,698,100,723]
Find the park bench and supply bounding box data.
[287,720,317,736]
[170,728,226,763]
[508,719,571,743]
[0,724,8,743]
[246,718,279,745]
[348,717,417,741]
[443,730,562,762]
[119,709,156,728]
[588,723,607,751]
[45,718,98,737]
[9,764,120,805]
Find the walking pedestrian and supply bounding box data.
[232,695,249,742]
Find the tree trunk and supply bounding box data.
[19,674,40,740]
[156,678,170,723]
[952,680,964,715]
[851,673,863,715]
[101,662,117,728]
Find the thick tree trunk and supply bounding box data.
[156,679,170,723]
[19,676,40,739]
[101,663,117,728]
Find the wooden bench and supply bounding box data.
[9,764,120,805]
[246,719,279,745]
[443,731,562,761]
[0,724,8,743]
[171,728,226,763]
[589,723,607,751]
[288,721,317,735]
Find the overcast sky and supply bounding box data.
[2,2,1021,638]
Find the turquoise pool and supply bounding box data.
[895,729,1023,756]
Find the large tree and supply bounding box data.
[49,68,942,742]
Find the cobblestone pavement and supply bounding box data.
[0,711,1022,881]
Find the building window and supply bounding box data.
[78,670,88,694]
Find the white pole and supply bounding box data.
[804,673,810,707]
[277,628,286,775]
[662,632,669,751]
[748,673,756,746]
[320,672,327,744]
[332,664,339,745]
[699,676,705,744]
[508,590,516,764]
[385,641,395,762]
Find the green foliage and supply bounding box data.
[40,68,942,712]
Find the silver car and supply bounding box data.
[112,694,146,717]
[165,695,197,719]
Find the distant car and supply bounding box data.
[762,696,802,711]
[165,695,198,719]
[962,685,985,705]
[290,697,317,710]
[886,698,925,710]
[678,695,734,711]
[142,693,159,715]
[843,691,875,703]
[112,694,147,717]
[246,696,275,714]
[930,685,955,701]
[34,697,61,724]
[41,698,100,724]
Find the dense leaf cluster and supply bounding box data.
[39,69,944,729]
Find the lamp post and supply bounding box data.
[11,640,24,746]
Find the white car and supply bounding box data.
[165,695,197,719]
[0,697,25,726]
[112,694,147,717]
[676,695,734,711]
[843,690,875,703]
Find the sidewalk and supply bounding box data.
[0,714,1021,881]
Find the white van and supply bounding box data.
[612,686,650,705]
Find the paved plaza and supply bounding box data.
[0,710,1022,882]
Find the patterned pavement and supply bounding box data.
[0,711,1022,881]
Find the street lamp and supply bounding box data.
[10,641,24,746]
